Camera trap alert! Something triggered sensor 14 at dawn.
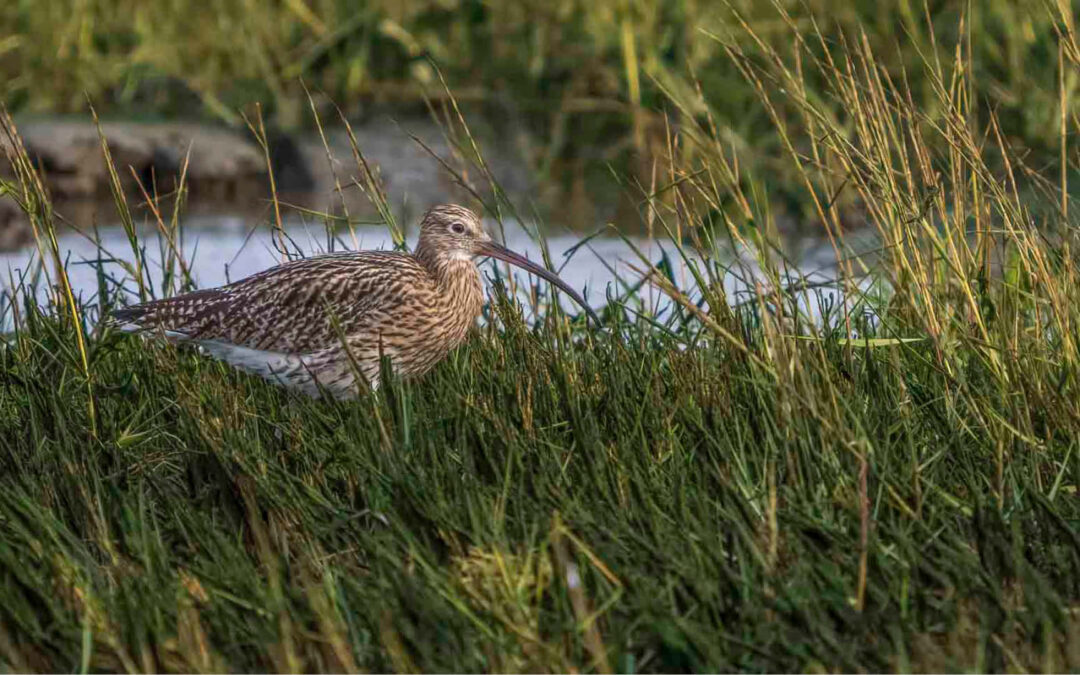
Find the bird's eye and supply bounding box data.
[450,223,466,234]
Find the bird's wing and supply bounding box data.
[112,251,428,353]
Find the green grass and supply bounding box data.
[1,295,1076,672]
[2,4,1080,672]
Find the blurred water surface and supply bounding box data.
[0,213,858,329]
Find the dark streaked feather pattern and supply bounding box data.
[116,252,430,352]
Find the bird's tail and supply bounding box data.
[108,288,224,335]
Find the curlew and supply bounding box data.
[113,204,598,398]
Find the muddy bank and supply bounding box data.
[0,116,532,251]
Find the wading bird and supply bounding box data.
[113,204,598,398]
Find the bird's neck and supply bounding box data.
[417,246,484,313]
[416,244,463,283]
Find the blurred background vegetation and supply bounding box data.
[2,0,1077,221]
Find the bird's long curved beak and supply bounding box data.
[477,241,601,325]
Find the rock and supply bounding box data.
[291,116,534,223]
[0,115,535,233]
[0,119,267,202]
[0,198,32,252]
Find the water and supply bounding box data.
[0,213,855,328]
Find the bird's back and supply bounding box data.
[114,251,435,354]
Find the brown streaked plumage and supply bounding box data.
[113,204,598,398]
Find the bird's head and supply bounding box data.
[418,204,491,262]
[417,204,600,325]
